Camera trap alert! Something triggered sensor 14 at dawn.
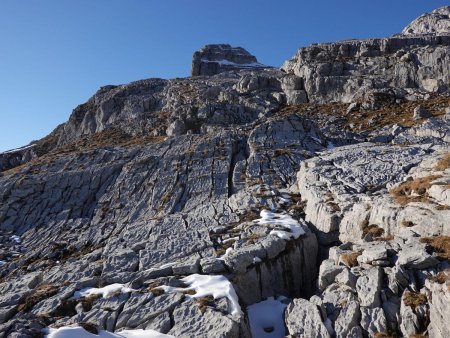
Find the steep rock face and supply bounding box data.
[402,6,450,36]
[191,44,267,76]
[282,6,450,103]
[282,35,450,103]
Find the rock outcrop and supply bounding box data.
[191,44,267,76]
[402,6,450,36]
[0,6,449,338]
[282,6,450,104]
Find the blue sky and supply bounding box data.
[0,0,448,152]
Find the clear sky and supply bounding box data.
[0,0,448,152]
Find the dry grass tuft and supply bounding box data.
[390,175,441,205]
[420,236,450,260]
[148,282,165,297]
[403,291,428,310]
[78,322,98,334]
[373,333,394,338]
[17,283,59,312]
[240,209,260,223]
[341,251,363,268]
[274,149,292,157]
[376,235,395,242]
[361,223,385,238]
[435,153,450,171]
[430,270,450,284]
[401,220,415,227]
[196,295,215,314]
[246,233,262,244]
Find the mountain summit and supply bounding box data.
[191,44,267,76]
[0,7,449,338]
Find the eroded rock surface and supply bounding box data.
[0,6,449,338]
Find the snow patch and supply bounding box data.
[1,144,36,155]
[254,210,305,240]
[73,284,134,299]
[158,262,176,269]
[247,297,289,338]
[10,235,21,244]
[218,247,233,260]
[200,58,265,68]
[253,256,262,264]
[45,327,174,338]
[157,274,242,316]
[0,260,6,267]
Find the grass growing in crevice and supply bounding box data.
[420,236,450,260]
[390,175,441,205]
[341,251,363,268]
[403,291,427,310]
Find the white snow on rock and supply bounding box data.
[0,260,6,267]
[157,274,242,316]
[218,247,234,261]
[253,256,262,264]
[45,327,174,338]
[200,58,266,68]
[1,143,36,155]
[158,262,176,269]
[254,210,305,240]
[73,283,134,299]
[247,296,289,338]
[10,235,21,244]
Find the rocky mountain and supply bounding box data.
[0,6,449,338]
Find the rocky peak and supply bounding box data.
[191,44,267,76]
[402,6,450,36]
[1,7,450,338]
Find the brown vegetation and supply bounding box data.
[420,236,450,260]
[376,235,395,242]
[390,175,441,205]
[361,223,385,238]
[79,322,98,334]
[430,270,450,284]
[196,295,215,314]
[246,233,262,244]
[276,93,450,133]
[435,153,450,171]
[401,220,415,227]
[274,148,292,157]
[341,251,363,268]
[17,283,59,312]
[403,291,428,310]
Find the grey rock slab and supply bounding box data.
[360,307,388,336]
[125,293,183,329]
[334,300,361,338]
[356,267,382,308]
[318,259,345,291]
[102,248,139,275]
[145,311,172,334]
[285,298,331,338]
[397,244,439,269]
[168,298,241,338]
[426,279,450,338]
